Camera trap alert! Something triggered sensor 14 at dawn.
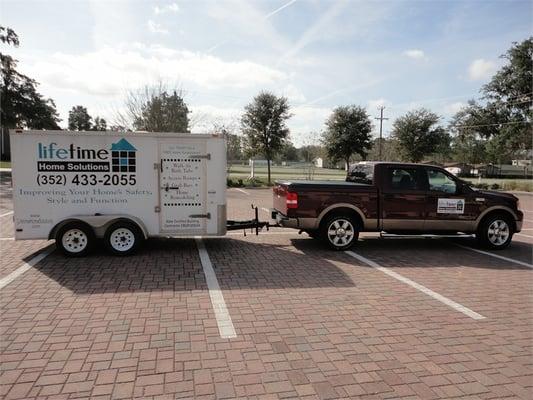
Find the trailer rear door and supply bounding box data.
[159,140,208,234]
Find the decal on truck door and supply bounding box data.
[437,198,465,214]
[159,141,206,233]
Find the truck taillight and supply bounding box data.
[286,192,298,209]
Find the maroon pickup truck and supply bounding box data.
[272,162,523,250]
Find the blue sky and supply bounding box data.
[2,0,531,145]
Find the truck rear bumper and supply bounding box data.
[272,209,315,230]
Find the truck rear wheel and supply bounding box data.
[476,214,513,250]
[56,222,94,257]
[104,221,143,256]
[321,215,359,251]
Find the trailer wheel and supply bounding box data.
[56,222,94,257]
[104,221,143,256]
[321,214,359,251]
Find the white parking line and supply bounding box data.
[261,207,270,214]
[0,211,13,217]
[0,246,55,290]
[234,188,249,196]
[345,250,486,320]
[195,238,237,339]
[453,243,533,269]
[0,237,14,241]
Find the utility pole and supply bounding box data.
[375,106,388,160]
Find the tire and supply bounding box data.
[56,222,94,257]
[104,221,143,256]
[476,214,513,250]
[321,214,359,251]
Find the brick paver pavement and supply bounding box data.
[0,187,531,399]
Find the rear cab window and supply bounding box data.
[346,164,374,184]
[385,167,424,191]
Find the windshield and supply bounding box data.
[346,164,374,185]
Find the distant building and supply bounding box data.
[314,157,323,168]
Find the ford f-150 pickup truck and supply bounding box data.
[272,162,523,250]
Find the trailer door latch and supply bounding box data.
[189,213,211,219]
[190,154,211,160]
[154,206,161,213]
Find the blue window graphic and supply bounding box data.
[110,139,137,172]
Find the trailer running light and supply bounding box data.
[286,192,298,209]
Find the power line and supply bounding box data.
[451,120,532,129]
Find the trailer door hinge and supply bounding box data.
[190,153,211,160]
[154,163,159,170]
[189,213,211,219]
[154,206,161,213]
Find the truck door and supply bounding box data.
[158,140,207,235]
[381,166,426,231]
[423,167,477,232]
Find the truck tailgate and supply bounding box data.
[272,182,289,215]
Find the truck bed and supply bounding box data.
[273,180,378,219]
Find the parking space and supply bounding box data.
[0,183,532,399]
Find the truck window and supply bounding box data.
[388,168,421,190]
[427,169,457,194]
[346,164,373,184]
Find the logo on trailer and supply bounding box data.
[111,139,136,172]
[36,138,138,172]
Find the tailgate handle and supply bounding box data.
[189,213,211,219]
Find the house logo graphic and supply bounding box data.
[111,139,137,173]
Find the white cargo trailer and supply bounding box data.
[10,129,231,256]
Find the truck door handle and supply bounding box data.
[162,184,180,192]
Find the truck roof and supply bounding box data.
[353,161,444,169]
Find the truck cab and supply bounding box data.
[272,162,523,250]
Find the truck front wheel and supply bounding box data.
[104,221,143,256]
[476,214,513,250]
[56,222,94,257]
[321,215,359,251]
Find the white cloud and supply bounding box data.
[154,3,179,15]
[403,49,426,60]
[21,45,288,96]
[147,20,169,34]
[367,98,390,110]
[468,59,496,81]
[443,101,465,115]
[282,84,306,103]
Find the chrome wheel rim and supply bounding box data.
[62,229,88,253]
[110,228,135,252]
[327,219,355,247]
[487,219,510,246]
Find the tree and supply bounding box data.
[210,121,243,161]
[450,38,532,162]
[391,108,448,163]
[116,82,189,132]
[367,137,401,162]
[92,117,107,131]
[241,91,292,184]
[322,105,373,170]
[1,26,60,158]
[278,141,299,162]
[68,106,92,131]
